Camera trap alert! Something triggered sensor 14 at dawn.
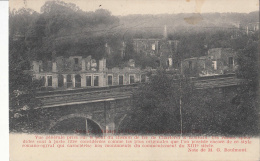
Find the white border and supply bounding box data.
[0,1,9,161]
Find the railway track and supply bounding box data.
[193,76,243,89]
[36,86,136,108]
[35,75,244,108]
[39,92,133,108]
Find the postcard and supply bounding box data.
[9,0,259,160]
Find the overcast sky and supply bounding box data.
[10,0,259,16]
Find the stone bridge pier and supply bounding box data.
[34,98,132,136]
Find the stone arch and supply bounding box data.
[48,113,103,135]
[75,74,81,88]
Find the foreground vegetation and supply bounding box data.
[119,70,259,136]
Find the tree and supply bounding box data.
[118,70,193,134]
[236,39,258,90]
[118,67,258,135]
[9,27,42,132]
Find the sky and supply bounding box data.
[10,0,259,16]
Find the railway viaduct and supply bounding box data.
[26,75,243,135]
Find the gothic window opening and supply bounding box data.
[86,76,92,86]
[141,74,146,83]
[74,58,79,64]
[67,74,72,88]
[189,61,192,70]
[119,75,124,85]
[107,75,113,86]
[94,76,99,86]
[47,76,52,87]
[75,74,81,88]
[228,57,234,67]
[130,75,135,84]
[58,74,64,87]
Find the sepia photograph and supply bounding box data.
[8,0,259,160]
